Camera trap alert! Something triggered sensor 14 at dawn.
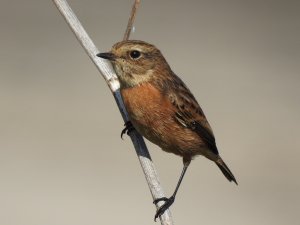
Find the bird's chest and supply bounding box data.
[121,84,172,139]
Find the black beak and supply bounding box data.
[96,52,116,61]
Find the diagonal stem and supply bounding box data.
[123,0,141,41]
[52,0,174,224]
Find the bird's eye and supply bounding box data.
[129,50,141,59]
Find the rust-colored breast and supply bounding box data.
[121,83,170,130]
[121,83,205,159]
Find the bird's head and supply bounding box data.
[97,40,170,88]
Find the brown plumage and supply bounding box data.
[97,40,237,220]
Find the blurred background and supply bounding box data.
[0,0,299,224]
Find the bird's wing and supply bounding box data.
[156,73,219,155]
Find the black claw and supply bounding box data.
[153,197,169,204]
[154,196,175,222]
[121,121,135,139]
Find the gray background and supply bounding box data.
[1,0,299,224]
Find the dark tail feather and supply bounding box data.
[216,158,238,185]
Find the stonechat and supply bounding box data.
[97,40,237,220]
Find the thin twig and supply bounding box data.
[52,0,174,224]
[123,0,141,41]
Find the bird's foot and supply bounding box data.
[121,121,135,139]
[153,196,175,221]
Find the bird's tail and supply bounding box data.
[216,157,238,185]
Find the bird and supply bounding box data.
[97,40,237,221]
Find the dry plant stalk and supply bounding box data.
[52,0,174,224]
[123,0,141,41]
